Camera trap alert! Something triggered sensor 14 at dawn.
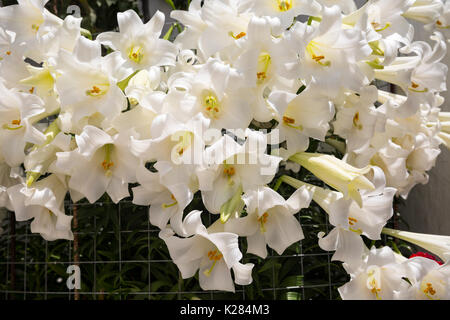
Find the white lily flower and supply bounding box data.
[130,112,209,165]
[52,125,139,204]
[268,81,335,159]
[55,36,128,125]
[0,0,62,45]
[289,152,375,207]
[0,163,24,211]
[164,58,253,130]
[338,246,410,300]
[374,32,447,95]
[198,130,282,215]
[333,86,381,154]
[239,0,322,30]
[403,0,443,26]
[132,161,196,236]
[288,6,372,98]
[159,210,254,292]
[316,0,356,14]
[172,0,253,61]
[0,81,46,167]
[401,256,450,300]
[280,166,396,264]
[7,174,72,241]
[225,186,312,258]
[96,10,177,73]
[382,228,450,261]
[344,0,415,46]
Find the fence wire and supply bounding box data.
[0,196,350,300]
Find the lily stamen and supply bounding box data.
[162,195,178,209]
[86,84,108,97]
[283,116,304,131]
[258,212,269,233]
[3,119,23,130]
[203,250,223,277]
[371,22,391,32]
[101,144,114,177]
[408,82,428,93]
[277,0,292,12]
[229,31,246,40]
[306,41,331,67]
[128,45,144,63]
[348,217,358,226]
[353,112,363,130]
[257,52,272,84]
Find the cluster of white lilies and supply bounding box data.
[1,0,450,299]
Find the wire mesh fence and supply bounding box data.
[0,194,350,300]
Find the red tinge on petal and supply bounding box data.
[409,252,443,265]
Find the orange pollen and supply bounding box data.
[257,72,267,80]
[171,194,176,201]
[224,167,236,177]
[283,116,295,124]
[411,82,419,89]
[312,54,325,62]
[258,212,269,224]
[424,283,436,296]
[102,160,114,171]
[437,20,443,26]
[11,119,21,126]
[91,86,101,94]
[348,217,358,226]
[235,32,246,39]
[29,87,35,94]
[207,250,223,261]
[6,51,11,55]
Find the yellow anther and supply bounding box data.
[348,217,358,226]
[257,72,267,81]
[86,85,108,97]
[204,250,223,277]
[229,31,246,40]
[31,24,40,32]
[223,166,236,177]
[408,82,428,93]
[204,93,220,119]
[424,283,436,296]
[3,119,23,131]
[367,269,382,300]
[257,52,272,84]
[258,212,269,233]
[277,0,292,11]
[371,22,391,32]
[128,45,144,63]
[352,112,363,130]
[283,116,304,131]
[283,116,295,124]
[306,41,331,67]
[162,194,178,209]
[101,144,114,177]
[436,20,450,29]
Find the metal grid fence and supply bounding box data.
[0,195,350,300]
